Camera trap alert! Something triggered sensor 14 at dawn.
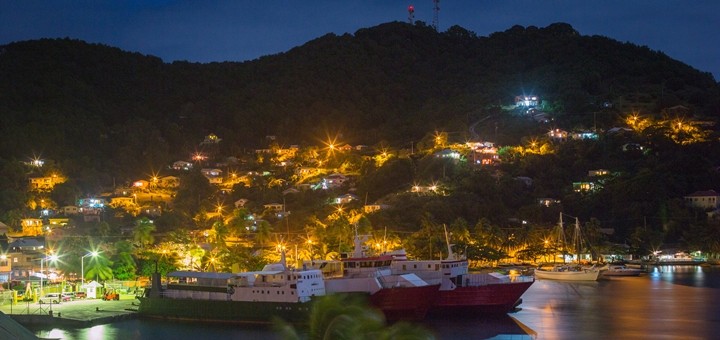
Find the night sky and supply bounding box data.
[1,1,718,80]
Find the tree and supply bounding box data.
[111,240,137,280]
[274,294,434,340]
[84,253,114,281]
[132,217,156,248]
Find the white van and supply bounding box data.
[39,293,61,304]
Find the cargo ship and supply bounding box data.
[390,228,534,316]
[137,254,326,324]
[306,234,440,321]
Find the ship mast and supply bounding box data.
[443,224,455,260]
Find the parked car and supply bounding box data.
[39,293,62,304]
[61,292,75,301]
[75,291,87,299]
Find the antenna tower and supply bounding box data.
[432,0,440,31]
[408,5,415,24]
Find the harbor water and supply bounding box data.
[30,265,720,339]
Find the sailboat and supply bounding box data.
[534,214,602,281]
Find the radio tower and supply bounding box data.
[408,5,415,24]
[432,0,440,31]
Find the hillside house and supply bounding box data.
[538,198,561,207]
[588,169,609,177]
[172,161,193,171]
[684,190,720,210]
[548,129,568,142]
[234,198,249,208]
[263,203,284,212]
[323,173,348,189]
[334,193,358,205]
[61,206,79,215]
[363,204,390,214]
[515,95,539,108]
[573,182,596,193]
[28,175,65,191]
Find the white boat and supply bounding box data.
[534,265,601,281]
[534,214,601,281]
[601,264,641,277]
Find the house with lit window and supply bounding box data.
[684,190,720,210]
[548,129,568,142]
[322,173,348,189]
[201,133,222,145]
[263,203,284,212]
[515,95,539,108]
[538,198,561,207]
[201,168,223,184]
[573,182,596,193]
[172,161,193,171]
[28,175,65,191]
[588,169,609,177]
[20,219,43,236]
[334,193,358,205]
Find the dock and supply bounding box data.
[0,297,138,328]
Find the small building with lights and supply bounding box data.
[515,95,539,108]
[684,190,720,210]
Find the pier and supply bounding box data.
[0,296,138,329]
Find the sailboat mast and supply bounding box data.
[575,217,580,264]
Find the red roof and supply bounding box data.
[686,190,720,197]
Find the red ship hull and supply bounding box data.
[429,280,534,316]
[369,284,440,321]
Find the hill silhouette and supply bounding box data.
[0,21,718,181]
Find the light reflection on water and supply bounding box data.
[31,266,720,340]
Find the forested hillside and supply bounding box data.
[1,22,717,182]
[1,21,720,253]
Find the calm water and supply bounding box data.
[31,265,720,340]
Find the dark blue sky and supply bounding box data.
[1,1,718,80]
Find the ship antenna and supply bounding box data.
[352,224,366,258]
[432,0,440,31]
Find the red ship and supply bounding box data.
[390,229,534,316]
[307,235,440,321]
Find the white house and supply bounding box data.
[684,190,720,210]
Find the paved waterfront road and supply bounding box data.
[0,296,136,322]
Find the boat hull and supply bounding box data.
[137,296,314,324]
[368,284,440,321]
[534,269,600,281]
[428,280,534,317]
[602,271,641,277]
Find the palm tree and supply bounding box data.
[255,220,273,248]
[85,253,114,282]
[133,217,156,248]
[274,294,434,340]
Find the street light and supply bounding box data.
[39,254,59,297]
[81,251,99,286]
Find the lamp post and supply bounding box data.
[81,251,99,287]
[39,254,59,298]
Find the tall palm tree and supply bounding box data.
[85,254,114,282]
[133,217,156,248]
